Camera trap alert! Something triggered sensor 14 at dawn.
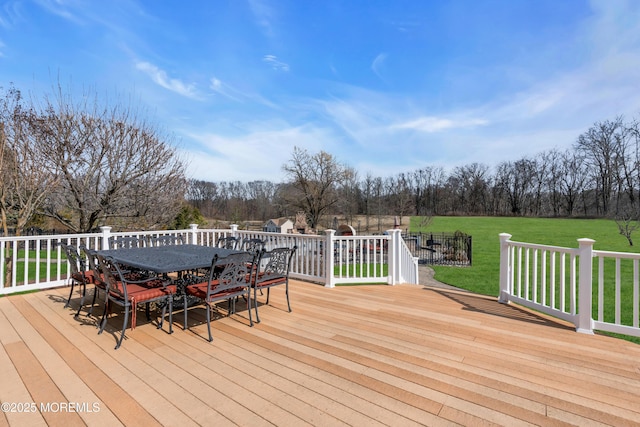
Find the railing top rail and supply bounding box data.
[504,239,577,254]
[593,249,640,259]
[333,234,390,240]
[0,233,99,243]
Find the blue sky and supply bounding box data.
[1,0,640,183]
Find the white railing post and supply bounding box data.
[230,224,239,237]
[498,233,512,303]
[325,229,336,288]
[576,238,595,334]
[100,226,112,250]
[188,224,199,244]
[387,229,401,285]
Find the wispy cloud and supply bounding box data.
[248,0,276,39]
[263,55,289,72]
[34,0,83,25]
[136,61,199,99]
[184,122,336,181]
[0,1,21,29]
[209,77,242,101]
[393,116,488,132]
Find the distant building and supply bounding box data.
[263,217,294,234]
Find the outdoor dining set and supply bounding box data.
[60,235,297,349]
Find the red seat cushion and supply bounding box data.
[255,276,286,289]
[72,271,96,284]
[185,281,246,301]
[108,283,177,330]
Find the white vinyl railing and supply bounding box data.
[499,233,640,338]
[0,225,419,295]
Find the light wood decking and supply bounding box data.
[1,280,640,426]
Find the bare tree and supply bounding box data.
[557,149,588,216]
[281,147,349,229]
[615,205,640,246]
[337,167,359,225]
[495,159,535,215]
[0,85,60,236]
[37,85,186,232]
[575,117,625,216]
[449,163,490,215]
[360,173,374,231]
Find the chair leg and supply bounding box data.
[254,286,261,324]
[98,299,109,334]
[87,287,99,316]
[115,305,130,350]
[247,290,253,327]
[157,301,164,330]
[64,280,76,308]
[206,302,213,342]
[183,294,188,330]
[74,282,89,318]
[168,297,173,334]
[285,282,291,312]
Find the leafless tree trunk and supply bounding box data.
[575,117,625,216]
[281,147,348,230]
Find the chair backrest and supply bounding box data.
[241,238,265,255]
[216,236,239,250]
[255,246,297,286]
[108,236,143,250]
[80,245,104,287]
[96,254,128,300]
[149,235,183,247]
[207,252,255,295]
[60,243,84,276]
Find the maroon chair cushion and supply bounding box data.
[72,271,96,284]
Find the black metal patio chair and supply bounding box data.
[108,236,144,249]
[215,236,239,250]
[182,252,255,342]
[241,238,266,256]
[149,235,184,246]
[97,254,176,349]
[76,245,106,318]
[252,246,297,323]
[61,243,96,314]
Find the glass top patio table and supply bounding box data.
[97,244,241,275]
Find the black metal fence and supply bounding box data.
[403,232,472,266]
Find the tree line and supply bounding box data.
[187,116,640,232]
[0,83,187,236]
[3,82,640,237]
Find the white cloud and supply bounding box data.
[248,0,276,40]
[34,0,82,24]
[263,55,289,72]
[136,61,199,99]
[182,123,338,182]
[393,116,488,133]
[209,76,241,101]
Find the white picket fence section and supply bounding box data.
[499,233,640,338]
[0,225,418,295]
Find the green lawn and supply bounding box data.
[411,216,640,296]
[411,216,640,343]
[3,248,68,285]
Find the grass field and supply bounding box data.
[410,216,640,296]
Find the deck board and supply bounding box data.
[1,280,639,426]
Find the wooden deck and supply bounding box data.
[1,280,640,426]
